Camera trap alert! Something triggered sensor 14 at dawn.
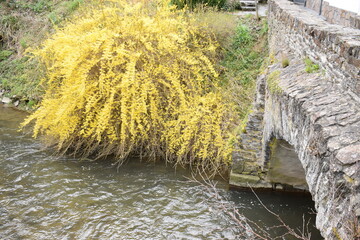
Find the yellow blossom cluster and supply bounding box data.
[22,0,235,173]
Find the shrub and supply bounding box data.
[22,0,235,174]
[222,0,241,11]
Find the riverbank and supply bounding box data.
[0,0,87,111]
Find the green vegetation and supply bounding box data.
[281,58,289,68]
[221,16,268,119]
[304,57,319,73]
[0,57,44,99]
[221,0,241,11]
[0,0,85,106]
[0,50,13,61]
[267,70,282,94]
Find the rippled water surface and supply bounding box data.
[0,106,322,239]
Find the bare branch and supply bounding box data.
[188,175,313,240]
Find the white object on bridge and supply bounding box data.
[325,0,360,14]
[239,0,258,11]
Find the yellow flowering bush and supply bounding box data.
[22,0,235,173]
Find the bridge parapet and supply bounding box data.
[268,0,360,100]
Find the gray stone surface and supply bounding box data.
[262,61,360,240]
[336,144,360,165]
[229,172,273,189]
[1,97,11,104]
[230,0,360,238]
[267,140,308,190]
[230,75,267,185]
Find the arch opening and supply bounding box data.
[266,138,309,191]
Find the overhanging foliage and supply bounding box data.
[22,0,236,174]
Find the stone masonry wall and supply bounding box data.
[306,0,360,29]
[268,0,360,100]
[230,75,273,189]
[305,0,321,13]
[262,61,360,239]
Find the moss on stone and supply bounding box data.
[267,70,282,94]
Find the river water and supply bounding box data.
[0,106,322,239]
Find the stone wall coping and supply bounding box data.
[270,0,360,50]
[271,0,360,49]
[272,0,360,30]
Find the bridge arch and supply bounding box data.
[230,0,360,238]
[231,60,360,239]
[262,62,360,239]
[265,137,308,191]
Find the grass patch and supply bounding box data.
[221,16,268,119]
[0,56,44,100]
[0,0,86,102]
[267,70,282,94]
[304,57,319,73]
[0,50,13,61]
[192,8,238,49]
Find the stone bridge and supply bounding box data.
[229,0,360,239]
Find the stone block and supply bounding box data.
[336,144,360,165]
[1,97,11,104]
[229,172,273,189]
